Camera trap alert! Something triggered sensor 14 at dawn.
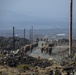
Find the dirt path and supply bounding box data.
[28,41,69,63]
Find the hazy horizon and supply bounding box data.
[0,29,76,39]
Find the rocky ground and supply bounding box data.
[0,36,30,50]
[0,38,76,75]
[0,64,75,75]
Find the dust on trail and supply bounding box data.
[29,41,69,63]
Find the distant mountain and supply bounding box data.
[0,10,76,29]
[0,11,76,30]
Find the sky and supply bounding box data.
[0,0,76,30]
